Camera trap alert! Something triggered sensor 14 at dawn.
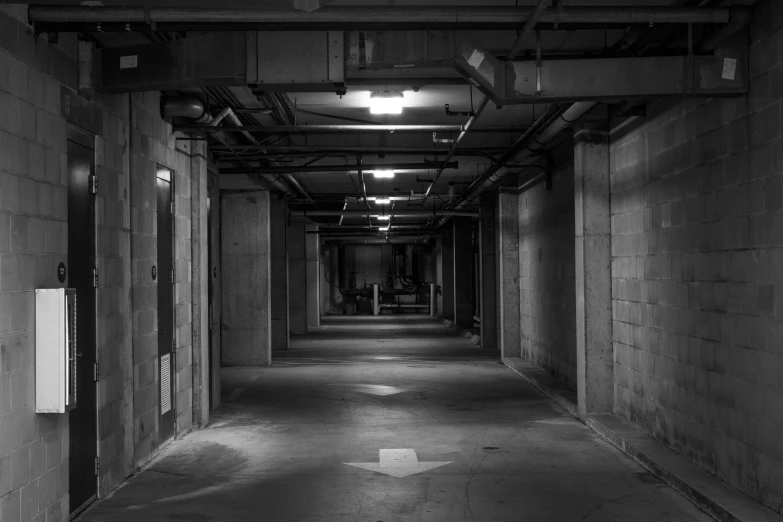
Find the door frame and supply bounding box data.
[66,123,100,516]
[156,165,176,442]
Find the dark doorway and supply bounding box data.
[207,196,213,410]
[67,130,98,515]
[157,167,175,443]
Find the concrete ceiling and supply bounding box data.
[39,0,755,230]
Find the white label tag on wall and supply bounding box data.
[722,58,737,80]
[120,55,138,69]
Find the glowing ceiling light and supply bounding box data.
[375,198,391,205]
[376,215,391,221]
[379,226,390,232]
[370,91,404,115]
[372,169,395,179]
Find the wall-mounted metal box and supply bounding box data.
[35,288,78,413]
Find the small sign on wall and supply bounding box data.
[120,55,138,69]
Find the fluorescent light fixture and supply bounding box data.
[375,198,391,205]
[376,215,391,221]
[370,91,404,115]
[379,226,390,232]
[372,169,395,179]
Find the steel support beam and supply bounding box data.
[291,209,479,218]
[29,6,735,30]
[220,162,457,175]
[178,124,523,134]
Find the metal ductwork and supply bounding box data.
[291,209,479,218]
[162,97,213,124]
[29,6,738,30]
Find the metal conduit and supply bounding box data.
[29,6,735,26]
[176,124,523,134]
[208,106,313,201]
[422,96,490,203]
[220,162,457,175]
[291,209,479,217]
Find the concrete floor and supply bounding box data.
[80,316,710,522]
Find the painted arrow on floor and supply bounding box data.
[345,449,452,478]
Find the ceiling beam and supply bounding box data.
[219,162,458,175]
[29,6,736,29]
[291,209,478,217]
[178,124,525,134]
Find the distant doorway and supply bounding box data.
[157,167,175,442]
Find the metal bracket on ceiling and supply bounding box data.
[445,104,475,117]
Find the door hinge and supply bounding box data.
[94,457,100,476]
[170,201,175,215]
[93,363,99,382]
[90,174,98,194]
[171,270,175,284]
[92,268,99,287]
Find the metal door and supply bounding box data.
[157,168,175,442]
[67,135,98,515]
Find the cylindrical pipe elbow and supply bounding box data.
[162,97,212,124]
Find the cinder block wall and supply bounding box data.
[130,92,195,467]
[518,143,578,388]
[0,6,206,519]
[1,9,82,519]
[610,1,783,511]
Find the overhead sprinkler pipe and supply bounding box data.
[30,6,737,29]
[422,96,490,203]
[291,209,479,218]
[220,162,458,175]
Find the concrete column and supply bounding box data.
[288,221,307,334]
[479,192,498,350]
[441,229,454,321]
[432,238,443,316]
[221,191,272,366]
[305,224,320,329]
[574,128,613,420]
[498,189,520,360]
[190,141,209,426]
[270,196,289,350]
[453,217,474,329]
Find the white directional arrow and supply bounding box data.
[345,449,452,478]
[326,384,405,396]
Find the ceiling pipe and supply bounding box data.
[462,102,598,204]
[210,146,508,157]
[506,0,550,62]
[176,124,524,134]
[29,6,735,27]
[209,106,313,201]
[220,162,458,175]
[291,209,479,217]
[422,96,490,203]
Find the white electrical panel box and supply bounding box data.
[35,288,78,413]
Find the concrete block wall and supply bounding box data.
[0,9,77,520]
[518,144,578,388]
[93,93,133,495]
[130,92,195,466]
[0,6,211,518]
[609,2,783,511]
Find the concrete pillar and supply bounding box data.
[441,229,454,321]
[432,238,443,316]
[221,191,272,366]
[574,128,613,420]
[190,141,209,426]
[270,196,289,350]
[288,221,307,334]
[479,192,498,350]
[305,224,320,329]
[498,189,520,360]
[453,217,474,329]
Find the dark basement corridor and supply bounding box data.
[78,316,709,522]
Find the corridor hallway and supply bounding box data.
[79,317,709,522]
